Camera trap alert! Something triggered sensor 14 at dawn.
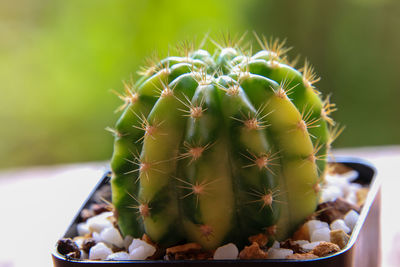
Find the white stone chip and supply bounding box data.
[344,210,359,231]
[267,248,293,259]
[310,227,331,242]
[213,243,239,260]
[92,231,103,244]
[128,239,156,260]
[77,222,90,236]
[330,219,351,234]
[271,240,280,249]
[89,242,113,260]
[320,185,343,203]
[80,250,88,260]
[86,212,114,233]
[301,241,321,252]
[100,227,124,248]
[106,252,130,260]
[306,220,329,235]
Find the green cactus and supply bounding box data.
[109,35,338,250]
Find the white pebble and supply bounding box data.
[344,210,359,230]
[100,227,124,248]
[213,243,239,260]
[89,242,113,260]
[92,231,103,244]
[86,212,114,233]
[310,227,331,242]
[306,220,329,235]
[271,240,280,249]
[77,222,90,236]
[320,185,343,202]
[80,250,88,260]
[301,241,321,252]
[330,219,351,234]
[106,252,130,260]
[267,248,293,259]
[129,239,156,260]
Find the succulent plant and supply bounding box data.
[109,34,340,250]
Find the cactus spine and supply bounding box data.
[110,35,337,249]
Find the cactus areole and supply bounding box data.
[109,36,338,250]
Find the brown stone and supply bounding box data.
[287,253,318,260]
[165,243,212,260]
[310,242,340,257]
[248,233,269,247]
[316,198,360,224]
[280,239,308,254]
[57,238,81,259]
[330,229,350,249]
[239,242,268,259]
[356,188,369,206]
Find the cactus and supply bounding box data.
[109,35,338,250]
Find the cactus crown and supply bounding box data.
[109,33,339,250]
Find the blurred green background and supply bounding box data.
[1,0,399,169]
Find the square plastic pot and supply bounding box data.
[52,157,381,267]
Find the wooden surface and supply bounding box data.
[0,146,399,267]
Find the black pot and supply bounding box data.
[52,157,381,267]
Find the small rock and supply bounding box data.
[344,210,359,231]
[92,232,103,244]
[239,242,268,259]
[100,227,124,248]
[280,239,308,254]
[307,220,329,236]
[330,219,351,234]
[129,239,156,260]
[77,222,90,236]
[300,241,322,252]
[330,229,350,249]
[310,242,340,257]
[271,240,280,249]
[213,243,239,260]
[320,185,343,203]
[166,243,202,255]
[57,238,81,259]
[86,211,114,233]
[287,253,318,260]
[267,248,293,259]
[248,233,269,247]
[106,251,130,260]
[310,227,331,242]
[316,198,360,224]
[165,243,208,260]
[89,242,113,260]
[356,188,369,206]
